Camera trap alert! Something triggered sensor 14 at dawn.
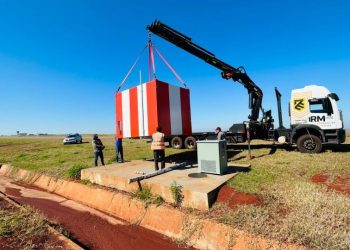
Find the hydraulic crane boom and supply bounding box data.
[147,20,263,122]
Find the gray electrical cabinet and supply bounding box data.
[197,140,228,175]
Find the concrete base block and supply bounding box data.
[81,160,237,210]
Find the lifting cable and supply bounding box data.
[116,33,188,93]
[116,44,148,93]
[148,33,157,80]
[153,45,188,89]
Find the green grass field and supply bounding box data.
[0,135,186,178]
[0,134,350,249]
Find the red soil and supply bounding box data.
[4,187,22,197]
[0,197,67,249]
[4,185,190,250]
[0,198,13,209]
[217,185,262,209]
[311,173,329,184]
[311,173,350,196]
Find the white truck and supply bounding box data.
[273,85,345,153]
[147,20,346,153]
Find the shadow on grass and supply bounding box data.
[149,141,350,165]
[165,150,197,164]
[229,142,350,154]
[228,143,288,151]
[63,142,89,145]
[226,165,251,174]
[324,143,350,152]
[164,143,284,164]
[228,143,282,160]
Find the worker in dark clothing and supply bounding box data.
[115,137,124,163]
[92,134,105,166]
[215,127,225,140]
[151,127,165,171]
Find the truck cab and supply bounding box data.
[289,85,345,152]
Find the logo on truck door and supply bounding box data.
[293,98,306,111]
[309,115,326,122]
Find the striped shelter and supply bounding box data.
[115,79,192,138]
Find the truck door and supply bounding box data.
[308,98,336,129]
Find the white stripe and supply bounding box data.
[137,85,143,137]
[142,83,148,136]
[168,85,182,135]
[122,90,131,138]
[137,84,148,137]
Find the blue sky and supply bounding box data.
[0,0,349,135]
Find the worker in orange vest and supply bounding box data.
[151,127,165,171]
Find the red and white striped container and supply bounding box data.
[115,79,192,138]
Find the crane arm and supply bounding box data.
[147,20,263,122]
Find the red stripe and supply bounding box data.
[156,80,171,135]
[146,79,158,135]
[116,92,123,138]
[129,87,139,137]
[180,88,192,135]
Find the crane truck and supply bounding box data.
[147,20,346,153]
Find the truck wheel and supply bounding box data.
[296,134,322,153]
[171,136,183,149]
[184,136,197,149]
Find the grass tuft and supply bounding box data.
[107,156,117,164]
[153,195,165,207]
[131,186,165,207]
[0,205,49,248]
[170,181,184,206]
[66,164,89,180]
[78,179,92,185]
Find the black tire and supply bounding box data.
[184,136,197,149]
[171,136,183,149]
[296,134,322,153]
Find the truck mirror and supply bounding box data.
[328,93,339,101]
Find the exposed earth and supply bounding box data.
[216,184,262,209]
[0,176,191,250]
[312,173,350,196]
[0,197,70,249]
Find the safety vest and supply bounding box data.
[151,132,165,150]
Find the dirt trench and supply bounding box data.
[0,196,70,249]
[1,179,191,250]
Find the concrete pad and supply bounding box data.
[81,160,237,210]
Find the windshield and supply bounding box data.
[67,134,77,138]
